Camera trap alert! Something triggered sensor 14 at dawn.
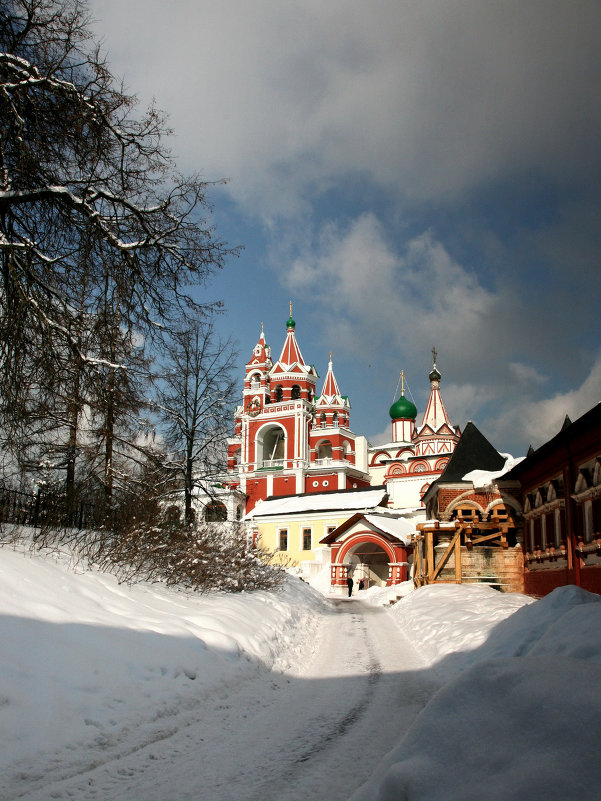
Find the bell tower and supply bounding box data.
[228,308,371,513]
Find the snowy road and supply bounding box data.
[8,597,439,801]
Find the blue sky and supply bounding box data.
[89,0,601,455]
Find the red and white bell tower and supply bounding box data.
[227,309,370,513]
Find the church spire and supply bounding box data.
[315,351,350,428]
[247,322,271,366]
[321,353,342,400]
[419,348,451,432]
[278,303,306,367]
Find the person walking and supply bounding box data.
[346,574,354,597]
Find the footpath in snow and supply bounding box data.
[2,545,601,800]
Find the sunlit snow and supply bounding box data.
[1,543,600,801]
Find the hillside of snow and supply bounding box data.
[0,544,326,777]
[2,544,601,801]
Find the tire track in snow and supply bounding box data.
[10,599,438,801]
[294,606,384,763]
[249,600,401,801]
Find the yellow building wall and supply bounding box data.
[255,514,351,566]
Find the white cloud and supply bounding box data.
[441,383,498,426]
[508,362,548,387]
[272,212,601,455]
[279,213,515,376]
[488,352,601,451]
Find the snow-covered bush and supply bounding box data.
[1,516,286,593]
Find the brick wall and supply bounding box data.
[437,546,524,593]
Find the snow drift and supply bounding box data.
[0,545,326,777]
[352,584,601,801]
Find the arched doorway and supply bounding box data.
[329,527,410,589]
[344,540,390,587]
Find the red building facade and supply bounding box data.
[505,404,601,597]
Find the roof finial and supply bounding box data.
[429,348,442,383]
[286,301,296,330]
[329,351,332,361]
[401,369,405,395]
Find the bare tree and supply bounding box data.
[0,0,233,461]
[157,320,237,525]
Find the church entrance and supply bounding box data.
[345,541,390,588]
[328,525,410,591]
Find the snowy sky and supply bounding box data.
[89,0,601,455]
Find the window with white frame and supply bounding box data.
[302,528,312,550]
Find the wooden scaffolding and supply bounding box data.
[412,514,515,589]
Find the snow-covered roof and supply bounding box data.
[462,454,525,490]
[420,519,458,529]
[363,514,416,543]
[246,488,387,518]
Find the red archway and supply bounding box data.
[329,529,409,589]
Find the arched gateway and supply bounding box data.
[320,513,414,590]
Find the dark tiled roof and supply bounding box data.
[435,421,506,483]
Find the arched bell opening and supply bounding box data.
[256,423,286,468]
[316,440,333,462]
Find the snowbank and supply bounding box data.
[0,545,327,773]
[5,543,601,801]
[352,584,601,801]
[360,579,415,606]
[390,583,534,677]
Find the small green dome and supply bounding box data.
[286,315,296,329]
[429,366,441,382]
[389,394,417,420]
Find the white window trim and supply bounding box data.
[301,527,313,551]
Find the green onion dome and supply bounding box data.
[389,394,417,420]
[286,315,296,329]
[429,366,441,382]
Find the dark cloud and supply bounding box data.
[90,1,601,212]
